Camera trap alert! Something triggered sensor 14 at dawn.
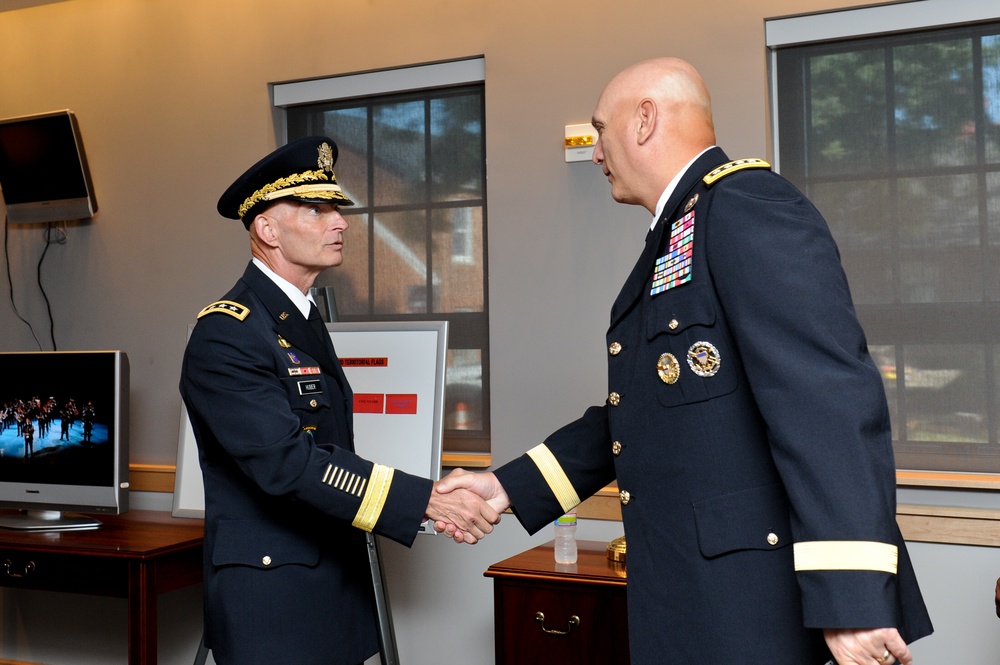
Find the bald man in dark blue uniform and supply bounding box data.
[180,137,499,665]
[438,59,933,665]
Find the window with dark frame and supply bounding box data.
[774,21,1000,473]
[286,84,490,454]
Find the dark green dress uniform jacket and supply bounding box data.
[494,148,933,664]
[180,262,432,665]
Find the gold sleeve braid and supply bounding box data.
[526,444,581,513]
[793,541,898,574]
[352,463,394,532]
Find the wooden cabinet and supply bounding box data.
[485,540,629,665]
[0,510,203,665]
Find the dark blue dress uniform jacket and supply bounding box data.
[180,262,432,665]
[494,148,933,664]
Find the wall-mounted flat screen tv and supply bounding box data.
[0,110,98,224]
[0,350,129,531]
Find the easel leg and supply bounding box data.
[367,532,399,665]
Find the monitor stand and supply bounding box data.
[0,509,102,532]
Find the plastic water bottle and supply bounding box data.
[553,512,578,564]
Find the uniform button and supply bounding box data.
[669,319,679,330]
[310,399,318,408]
[766,533,779,546]
[611,440,622,456]
[609,342,622,356]
[619,490,631,505]
[262,555,272,566]
[608,392,620,406]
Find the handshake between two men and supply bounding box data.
[423,469,510,544]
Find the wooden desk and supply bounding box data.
[485,540,629,665]
[0,510,204,665]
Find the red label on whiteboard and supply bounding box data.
[340,357,389,367]
[385,394,418,415]
[354,393,385,414]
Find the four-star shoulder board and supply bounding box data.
[703,158,771,186]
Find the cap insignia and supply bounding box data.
[318,142,335,174]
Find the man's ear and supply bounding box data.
[251,212,279,247]
[636,98,656,145]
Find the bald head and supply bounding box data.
[591,58,716,212]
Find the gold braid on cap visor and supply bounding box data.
[238,169,349,218]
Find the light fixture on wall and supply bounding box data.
[564,123,597,162]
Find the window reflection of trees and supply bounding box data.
[777,25,1000,472]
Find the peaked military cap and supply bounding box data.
[217,136,354,227]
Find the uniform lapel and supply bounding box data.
[241,264,347,385]
[608,148,729,328]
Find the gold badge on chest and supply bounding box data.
[656,353,680,384]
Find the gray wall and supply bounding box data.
[1,0,998,663]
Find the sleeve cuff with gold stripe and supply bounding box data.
[352,463,394,532]
[526,443,580,513]
[793,541,898,574]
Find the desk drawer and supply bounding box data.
[494,580,629,665]
[0,549,128,597]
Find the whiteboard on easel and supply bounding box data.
[172,321,448,518]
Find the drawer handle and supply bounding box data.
[534,611,580,636]
[4,558,36,579]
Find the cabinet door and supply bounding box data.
[495,580,629,665]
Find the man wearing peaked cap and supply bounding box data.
[180,136,500,665]
[217,136,354,227]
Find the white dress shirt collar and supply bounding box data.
[252,258,314,318]
[650,147,715,232]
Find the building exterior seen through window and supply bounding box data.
[774,21,1000,472]
[286,84,490,453]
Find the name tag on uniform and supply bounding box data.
[297,380,323,395]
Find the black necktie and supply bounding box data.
[308,304,330,346]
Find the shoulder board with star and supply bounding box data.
[197,300,251,321]
[703,158,771,187]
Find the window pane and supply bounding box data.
[994,347,1000,446]
[897,174,981,303]
[811,179,893,304]
[314,214,370,316]
[903,344,987,444]
[808,49,888,176]
[430,93,484,201]
[988,173,1000,302]
[284,76,490,451]
[373,211,428,315]
[373,100,426,207]
[431,207,484,313]
[871,345,900,442]
[775,22,1000,474]
[321,108,370,208]
[894,39,976,168]
[984,35,1000,162]
[445,348,483,431]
